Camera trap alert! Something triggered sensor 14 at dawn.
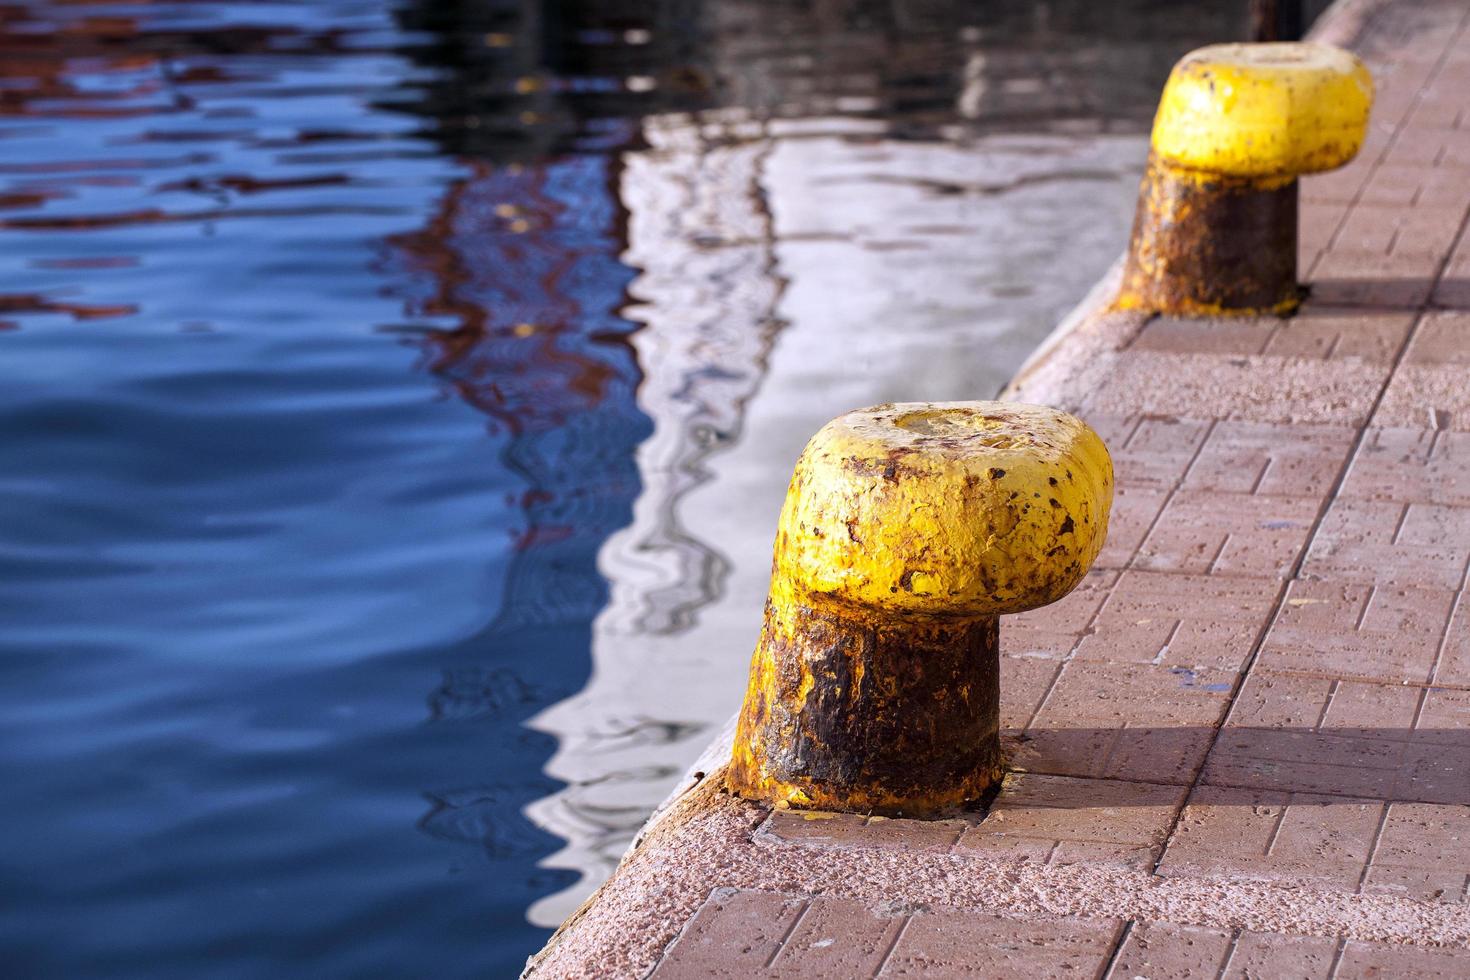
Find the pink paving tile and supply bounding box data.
[1183,420,1358,497]
[955,772,1186,871]
[1432,593,1470,686]
[1302,166,1370,204]
[1108,922,1233,979]
[1017,660,1234,784]
[1004,567,1118,661]
[760,810,967,853]
[1159,784,1381,889]
[1257,578,1455,684]
[1073,571,1279,672]
[770,896,905,972]
[1434,261,1470,309]
[1131,317,1279,356]
[1202,671,1470,804]
[879,908,1122,978]
[1130,303,1418,365]
[1094,484,1169,569]
[999,653,1063,731]
[1307,249,1438,307]
[1135,490,1319,578]
[1259,309,1414,363]
[1342,427,1470,506]
[1225,931,1340,978]
[1355,163,1470,209]
[650,888,807,977]
[1337,940,1470,978]
[1404,310,1470,364]
[1362,802,1470,904]
[1333,203,1466,258]
[1105,415,1212,490]
[652,892,906,977]
[1302,497,1470,588]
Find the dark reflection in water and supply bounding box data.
[0,0,1325,976]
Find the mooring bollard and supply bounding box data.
[1117,42,1372,316]
[727,402,1112,817]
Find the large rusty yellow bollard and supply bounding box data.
[1118,42,1373,316]
[727,402,1112,817]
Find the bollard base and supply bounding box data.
[728,599,1001,818]
[1117,155,1302,317]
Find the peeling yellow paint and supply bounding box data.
[1152,43,1373,179]
[772,402,1112,618]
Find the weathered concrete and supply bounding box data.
[526,0,1470,974]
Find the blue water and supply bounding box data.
[0,0,1282,976]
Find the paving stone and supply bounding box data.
[1355,162,1470,209]
[1131,317,1283,356]
[1005,567,1118,661]
[1094,484,1169,569]
[879,908,1121,978]
[1302,166,1370,204]
[1260,309,1414,363]
[1073,571,1279,672]
[1362,803,1470,904]
[1202,671,1469,804]
[1184,421,1358,497]
[651,888,807,976]
[1107,922,1234,979]
[1018,660,1234,784]
[761,809,968,852]
[1307,249,1438,307]
[1432,594,1470,686]
[1258,579,1455,683]
[1135,490,1319,579]
[1337,940,1470,978]
[1226,931,1340,978]
[1404,310,1470,364]
[1159,784,1381,888]
[1089,414,1212,490]
[1128,312,1405,365]
[999,653,1064,731]
[770,896,905,972]
[1334,203,1466,258]
[1342,427,1470,506]
[1302,497,1470,588]
[955,773,1186,870]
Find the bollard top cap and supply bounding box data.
[774,401,1112,618]
[1151,42,1373,178]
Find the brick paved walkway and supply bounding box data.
[526,1,1470,975]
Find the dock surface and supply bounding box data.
[526,0,1470,975]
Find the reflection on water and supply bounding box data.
[0,0,1310,975]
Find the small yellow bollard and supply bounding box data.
[1117,42,1373,316]
[727,402,1112,817]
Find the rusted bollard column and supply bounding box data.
[1118,42,1373,316]
[727,402,1112,817]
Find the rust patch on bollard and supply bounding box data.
[1118,155,1302,316]
[727,402,1112,818]
[732,600,1001,817]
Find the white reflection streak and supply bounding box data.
[524,112,784,927]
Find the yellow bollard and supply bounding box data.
[1117,42,1373,316]
[727,402,1112,817]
